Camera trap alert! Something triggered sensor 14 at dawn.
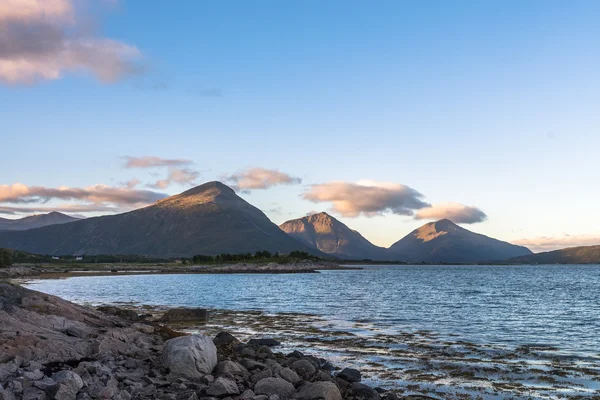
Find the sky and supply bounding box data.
[1,0,600,252]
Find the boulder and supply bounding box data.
[254,377,295,399]
[290,360,316,380]
[338,367,361,382]
[160,308,209,324]
[295,382,342,400]
[52,370,84,400]
[350,383,381,400]
[213,332,240,347]
[162,334,217,379]
[278,368,300,385]
[213,360,248,377]
[206,377,239,397]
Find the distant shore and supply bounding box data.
[0,260,360,280]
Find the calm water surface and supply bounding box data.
[25,264,600,357]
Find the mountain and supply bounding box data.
[279,212,386,260]
[506,245,600,264]
[0,212,80,231]
[387,219,532,263]
[0,182,322,258]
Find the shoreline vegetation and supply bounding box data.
[0,282,403,400]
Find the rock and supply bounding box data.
[239,389,255,399]
[247,338,281,347]
[338,367,361,382]
[290,360,316,380]
[162,334,218,379]
[23,370,44,380]
[314,370,334,382]
[250,369,272,384]
[0,389,16,400]
[97,306,139,321]
[52,371,84,400]
[254,378,295,400]
[160,308,209,324]
[213,361,248,377]
[295,382,342,400]
[206,377,239,397]
[32,377,58,395]
[350,383,381,400]
[21,388,46,400]
[278,368,300,385]
[213,332,240,347]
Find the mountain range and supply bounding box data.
[0,212,80,232]
[280,213,532,262]
[0,182,322,258]
[0,181,536,262]
[506,245,600,264]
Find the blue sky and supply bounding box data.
[1,0,600,251]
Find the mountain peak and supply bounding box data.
[156,181,239,209]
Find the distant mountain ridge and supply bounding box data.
[506,245,600,264]
[0,182,323,258]
[0,212,80,231]
[279,212,386,260]
[387,219,532,263]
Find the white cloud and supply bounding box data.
[123,156,193,169]
[224,168,302,191]
[0,183,166,215]
[415,202,487,224]
[302,180,429,218]
[0,0,142,85]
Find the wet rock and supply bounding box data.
[247,339,281,347]
[52,371,84,400]
[295,381,342,400]
[162,334,217,379]
[254,377,295,399]
[213,332,240,347]
[338,367,361,383]
[206,377,239,397]
[160,308,209,324]
[349,383,381,400]
[290,360,316,380]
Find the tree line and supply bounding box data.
[0,249,12,268]
[191,250,317,264]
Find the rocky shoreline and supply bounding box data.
[0,262,359,281]
[0,282,411,400]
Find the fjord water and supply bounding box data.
[25,264,599,356]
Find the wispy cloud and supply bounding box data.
[123,156,193,169]
[302,180,429,218]
[415,202,487,224]
[0,0,143,85]
[513,234,600,253]
[147,168,199,189]
[0,183,166,215]
[224,168,302,192]
[0,204,117,215]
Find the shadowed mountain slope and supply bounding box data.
[0,212,80,231]
[506,245,600,264]
[279,212,386,260]
[387,219,532,263]
[0,182,321,258]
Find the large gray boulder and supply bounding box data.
[254,377,295,399]
[206,377,239,396]
[295,382,342,400]
[52,370,84,400]
[162,334,217,379]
